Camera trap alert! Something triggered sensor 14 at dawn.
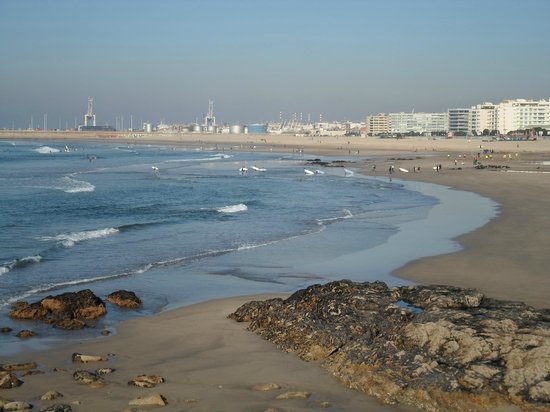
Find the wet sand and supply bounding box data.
[1,131,548,410]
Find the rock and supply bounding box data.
[3,401,33,411]
[41,390,63,401]
[0,362,37,372]
[71,353,105,363]
[15,330,37,339]
[9,290,106,329]
[106,290,142,309]
[275,391,311,400]
[229,280,550,411]
[253,382,281,391]
[72,370,103,387]
[21,370,44,377]
[96,367,115,375]
[0,327,12,333]
[0,372,23,389]
[101,329,110,336]
[0,396,14,407]
[128,374,164,388]
[128,392,167,407]
[39,405,72,412]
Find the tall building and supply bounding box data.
[448,108,470,135]
[469,103,497,135]
[388,112,448,135]
[366,113,390,136]
[495,99,550,134]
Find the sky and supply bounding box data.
[1,0,549,128]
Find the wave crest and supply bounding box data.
[0,255,42,276]
[39,228,119,248]
[217,203,248,213]
[35,146,60,154]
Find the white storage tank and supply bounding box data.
[229,124,242,134]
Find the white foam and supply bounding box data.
[35,146,60,154]
[0,255,43,275]
[0,266,9,276]
[39,228,119,248]
[217,203,248,213]
[59,176,95,193]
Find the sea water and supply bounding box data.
[0,139,497,352]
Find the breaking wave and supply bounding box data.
[35,146,60,154]
[0,255,42,276]
[216,203,248,213]
[39,227,119,248]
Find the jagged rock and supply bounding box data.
[128,392,167,407]
[0,327,12,333]
[0,362,37,372]
[106,290,142,309]
[71,353,105,363]
[3,401,33,411]
[9,290,106,329]
[230,280,550,411]
[0,372,23,389]
[128,374,164,388]
[15,330,37,339]
[72,370,103,387]
[40,390,63,400]
[39,405,72,412]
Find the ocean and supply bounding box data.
[0,139,497,353]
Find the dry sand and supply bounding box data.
[1,131,548,410]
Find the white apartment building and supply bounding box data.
[388,112,448,135]
[366,113,390,136]
[469,102,497,135]
[495,99,550,134]
[448,108,470,135]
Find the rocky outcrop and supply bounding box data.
[9,290,106,330]
[229,280,550,411]
[106,290,142,309]
[128,374,164,388]
[0,372,23,389]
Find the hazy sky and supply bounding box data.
[1,0,549,128]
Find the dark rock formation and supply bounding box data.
[9,290,106,330]
[0,327,13,333]
[229,280,550,411]
[40,404,72,412]
[105,290,142,309]
[0,372,23,389]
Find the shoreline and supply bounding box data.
[1,132,548,410]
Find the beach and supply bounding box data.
[1,131,549,411]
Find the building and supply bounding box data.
[469,103,497,135]
[495,99,550,135]
[448,108,470,135]
[366,113,390,136]
[388,112,448,135]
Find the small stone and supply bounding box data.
[3,401,33,411]
[40,404,72,412]
[0,396,14,407]
[0,327,13,333]
[53,367,66,372]
[16,330,37,339]
[128,392,167,407]
[128,374,164,388]
[275,391,311,400]
[0,372,23,389]
[71,353,105,363]
[101,329,110,336]
[41,390,64,400]
[253,382,281,391]
[22,370,44,376]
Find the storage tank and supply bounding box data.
[191,123,201,133]
[245,123,268,134]
[229,124,242,134]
